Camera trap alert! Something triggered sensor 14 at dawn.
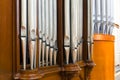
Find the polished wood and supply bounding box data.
[90,34,114,80]
[83,0,88,61]
[0,0,15,79]
[82,0,95,80]
[57,0,64,67]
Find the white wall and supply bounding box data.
[112,28,120,66]
[113,0,120,66]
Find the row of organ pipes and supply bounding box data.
[21,0,58,70]
[93,0,114,34]
[64,0,83,64]
[20,0,114,70]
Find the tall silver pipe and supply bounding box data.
[105,0,108,34]
[77,0,83,61]
[92,0,95,24]
[41,0,46,41]
[77,0,80,61]
[71,0,78,63]
[53,0,57,65]
[107,0,111,22]
[100,0,106,34]
[45,0,50,66]
[94,0,101,34]
[21,0,27,70]
[38,0,42,67]
[28,0,37,69]
[108,0,114,35]
[41,0,46,67]
[106,0,111,34]
[49,0,54,66]
[111,0,114,22]
[87,0,93,61]
[107,0,111,34]
[100,0,103,33]
[64,0,70,64]
[102,0,107,34]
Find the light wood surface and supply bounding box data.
[90,34,115,80]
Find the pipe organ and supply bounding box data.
[20,0,85,71]
[0,0,116,80]
[16,0,92,79]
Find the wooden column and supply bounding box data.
[0,0,16,79]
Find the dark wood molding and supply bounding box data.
[57,0,64,67]
[14,69,42,79]
[14,66,61,79]
[82,0,95,80]
[83,0,88,62]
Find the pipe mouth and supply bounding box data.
[93,34,115,41]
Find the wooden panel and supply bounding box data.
[0,0,13,79]
[90,34,114,80]
[41,73,62,80]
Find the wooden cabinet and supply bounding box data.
[2,0,115,80]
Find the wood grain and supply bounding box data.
[90,34,114,80]
[0,0,14,79]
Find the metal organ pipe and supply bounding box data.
[87,0,93,61]
[21,0,27,70]
[71,0,78,63]
[78,0,83,61]
[64,0,83,64]
[53,0,57,65]
[41,0,46,67]
[109,0,114,34]
[45,0,50,66]
[94,0,101,34]
[49,0,54,66]
[38,0,42,67]
[106,0,109,34]
[19,0,115,70]
[93,0,114,35]
[102,0,107,34]
[64,0,70,64]
[28,0,37,69]
[77,0,80,61]
[100,0,106,34]
[38,0,58,67]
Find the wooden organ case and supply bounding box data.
[0,0,96,80]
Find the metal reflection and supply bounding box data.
[38,0,58,67]
[28,0,37,69]
[38,0,42,67]
[93,0,114,35]
[64,0,70,64]
[21,0,27,70]
[64,0,83,64]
